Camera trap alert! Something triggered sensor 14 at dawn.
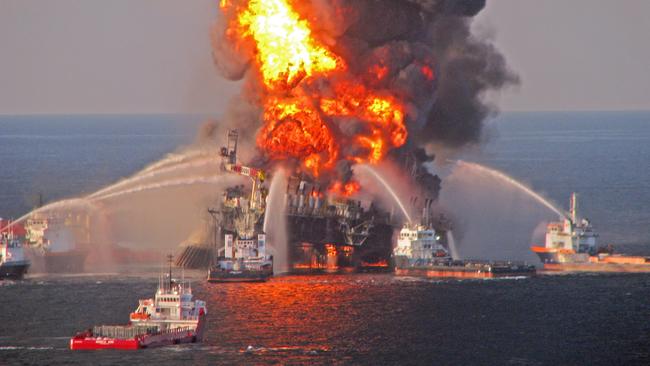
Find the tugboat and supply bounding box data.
[70,256,207,350]
[531,193,650,272]
[394,220,535,279]
[0,219,31,280]
[206,130,273,283]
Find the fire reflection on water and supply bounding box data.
[202,275,378,359]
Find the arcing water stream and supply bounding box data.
[0,198,97,233]
[455,160,566,219]
[354,164,413,224]
[0,148,223,233]
[439,160,566,261]
[88,157,218,199]
[92,175,236,202]
[137,148,216,175]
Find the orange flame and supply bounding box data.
[222,0,410,194]
[329,180,361,197]
[370,64,389,81]
[223,0,344,91]
[361,260,389,268]
[320,82,407,163]
[421,65,434,81]
[256,97,337,176]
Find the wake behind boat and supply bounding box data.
[70,258,207,350]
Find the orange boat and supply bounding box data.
[531,193,650,273]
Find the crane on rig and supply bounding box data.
[203,129,273,282]
[219,129,266,211]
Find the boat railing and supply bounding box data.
[92,325,196,339]
[92,325,159,339]
[416,258,532,268]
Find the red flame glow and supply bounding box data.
[221,0,411,196]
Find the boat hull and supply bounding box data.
[207,268,272,283]
[26,248,88,273]
[70,315,205,350]
[44,250,88,273]
[532,246,650,273]
[542,263,650,273]
[395,266,536,279]
[70,330,199,350]
[0,261,30,280]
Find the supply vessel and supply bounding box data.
[0,219,30,280]
[70,259,207,350]
[206,130,274,283]
[531,193,650,272]
[394,212,535,279]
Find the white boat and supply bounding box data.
[0,219,30,280]
[71,262,207,350]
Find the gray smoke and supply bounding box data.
[211,0,517,209]
[420,15,518,146]
[213,0,516,150]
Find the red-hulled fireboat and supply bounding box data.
[70,257,207,350]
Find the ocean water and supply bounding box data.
[0,114,204,219]
[1,272,649,365]
[470,111,650,247]
[1,111,650,365]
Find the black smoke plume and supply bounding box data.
[211,0,517,202]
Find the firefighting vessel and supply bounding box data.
[177,130,430,274]
[0,220,31,280]
[206,130,273,283]
[531,193,650,272]
[70,259,207,350]
[24,212,88,273]
[394,212,535,279]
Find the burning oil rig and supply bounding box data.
[173,0,514,274]
[284,176,394,273]
[176,130,399,274]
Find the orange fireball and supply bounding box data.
[320,82,407,164]
[222,0,410,186]
[257,98,337,176]
[223,0,344,91]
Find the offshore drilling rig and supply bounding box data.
[176,129,396,274]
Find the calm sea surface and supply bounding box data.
[468,111,650,247]
[1,112,649,365]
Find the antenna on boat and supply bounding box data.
[181,267,185,290]
[167,254,173,290]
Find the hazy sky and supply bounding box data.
[478,0,650,111]
[1,0,649,114]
